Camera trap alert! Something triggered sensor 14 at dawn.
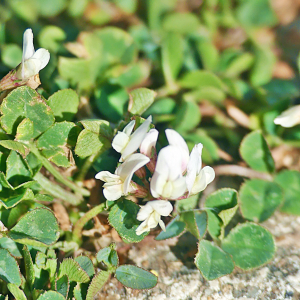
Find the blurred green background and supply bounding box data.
[1,0,300,175]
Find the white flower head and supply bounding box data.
[186,143,215,195]
[150,145,187,200]
[165,129,189,173]
[112,116,152,162]
[95,153,150,201]
[16,28,50,80]
[136,200,173,235]
[140,128,159,157]
[274,105,300,128]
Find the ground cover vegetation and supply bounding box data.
[0,0,300,299]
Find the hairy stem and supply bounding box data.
[27,142,90,197]
[34,172,82,205]
[73,203,106,244]
[214,165,273,181]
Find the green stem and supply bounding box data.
[34,172,82,205]
[73,203,106,244]
[27,142,90,197]
[75,153,98,182]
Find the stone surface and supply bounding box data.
[96,212,300,300]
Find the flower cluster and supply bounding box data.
[95,117,215,235]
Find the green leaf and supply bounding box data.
[128,88,156,115]
[86,271,110,300]
[96,246,119,269]
[0,86,55,138]
[161,32,184,87]
[8,208,60,247]
[37,291,66,300]
[7,284,26,300]
[196,38,220,71]
[36,121,79,167]
[204,188,238,238]
[75,256,95,278]
[172,99,201,132]
[94,85,128,123]
[240,131,275,173]
[47,89,79,121]
[180,70,226,90]
[0,249,22,285]
[79,120,113,137]
[38,25,66,53]
[250,46,276,87]
[58,57,100,91]
[274,170,300,215]
[108,61,151,88]
[0,140,27,156]
[0,237,22,258]
[74,130,106,158]
[186,131,219,163]
[1,44,22,69]
[0,188,35,209]
[195,211,208,239]
[108,199,148,243]
[163,12,200,34]
[55,274,69,298]
[222,223,275,270]
[23,245,35,289]
[180,211,200,239]
[6,151,32,187]
[58,258,90,283]
[95,27,137,65]
[195,240,234,280]
[115,265,157,289]
[239,179,283,222]
[155,216,185,241]
[16,118,34,141]
[236,0,277,28]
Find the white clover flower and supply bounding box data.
[150,145,187,200]
[165,129,190,173]
[16,28,50,80]
[274,105,300,128]
[95,153,149,201]
[136,200,173,235]
[186,143,215,195]
[112,116,152,162]
[140,128,159,157]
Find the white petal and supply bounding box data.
[165,129,189,172]
[203,166,215,185]
[95,171,120,183]
[137,204,154,221]
[116,153,150,194]
[123,120,135,136]
[170,177,187,199]
[149,200,173,216]
[158,219,166,231]
[136,220,150,235]
[31,48,50,70]
[150,171,167,198]
[191,166,215,195]
[186,144,203,194]
[147,211,160,228]
[140,128,158,157]
[21,58,42,79]
[154,146,183,182]
[121,116,152,161]
[23,28,35,61]
[112,132,130,153]
[274,105,300,128]
[103,184,123,201]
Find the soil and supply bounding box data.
[96,211,300,300]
